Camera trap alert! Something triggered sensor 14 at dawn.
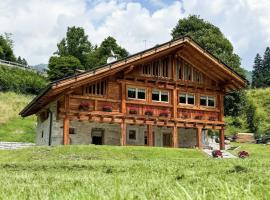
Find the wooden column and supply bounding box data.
[219,94,224,122]
[121,82,126,114]
[196,127,203,149]
[147,124,153,146]
[219,128,225,150]
[63,116,70,145]
[172,126,178,148]
[172,88,177,118]
[120,121,126,146]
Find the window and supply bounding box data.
[127,87,146,100]
[152,90,169,103]
[85,80,107,96]
[200,96,215,107]
[179,93,195,105]
[69,128,76,134]
[41,131,44,138]
[128,130,137,140]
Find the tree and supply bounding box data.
[171,15,246,116]
[0,34,16,61]
[47,56,83,81]
[252,54,264,88]
[86,36,129,69]
[55,27,93,67]
[262,47,270,87]
[245,100,259,133]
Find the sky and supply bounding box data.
[0,0,270,71]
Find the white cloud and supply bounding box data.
[0,0,269,70]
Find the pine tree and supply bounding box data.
[262,47,270,87]
[252,54,263,88]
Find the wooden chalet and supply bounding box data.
[20,37,247,149]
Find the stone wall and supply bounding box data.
[178,128,197,148]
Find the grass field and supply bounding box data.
[0,92,36,142]
[0,143,269,200]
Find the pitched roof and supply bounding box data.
[20,36,248,117]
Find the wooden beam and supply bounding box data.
[196,127,202,149]
[219,128,225,150]
[120,121,126,146]
[172,87,177,118]
[121,82,126,114]
[147,124,153,146]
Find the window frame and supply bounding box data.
[127,128,138,141]
[127,87,146,101]
[179,93,195,106]
[200,95,216,107]
[151,89,169,103]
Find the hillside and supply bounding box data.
[0,92,35,142]
[0,65,47,94]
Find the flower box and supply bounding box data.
[194,115,203,120]
[103,105,112,112]
[238,151,249,159]
[209,117,216,121]
[212,150,223,158]
[78,101,90,111]
[128,106,139,115]
[159,110,170,117]
[145,110,153,116]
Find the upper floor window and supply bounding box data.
[152,90,169,103]
[84,80,107,96]
[200,96,215,107]
[127,87,146,100]
[142,57,169,78]
[179,93,195,105]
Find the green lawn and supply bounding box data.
[0,144,269,200]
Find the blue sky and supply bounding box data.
[0,0,269,70]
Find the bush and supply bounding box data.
[0,65,47,95]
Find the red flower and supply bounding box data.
[238,151,249,159]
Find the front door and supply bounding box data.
[163,133,171,147]
[91,128,104,145]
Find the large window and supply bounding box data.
[152,90,169,103]
[179,93,195,105]
[200,96,215,107]
[127,87,146,100]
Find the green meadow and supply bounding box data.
[0,143,269,200]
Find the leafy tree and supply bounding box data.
[252,54,264,88]
[171,15,246,116]
[0,34,16,62]
[47,56,83,81]
[86,36,129,69]
[55,26,93,67]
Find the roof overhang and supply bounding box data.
[20,36,248,117]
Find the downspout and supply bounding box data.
[48,109,53,146]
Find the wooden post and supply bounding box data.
[147,124,153,146]
[172,88,177,118]
[196,127,202,149]
[120,121,126,146]
[63,116,70,145]
[121,82,126,114]
[172,126,178,148]
[219,128,225,150]
[219,94,224,122]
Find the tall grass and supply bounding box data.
[0,92,35,142]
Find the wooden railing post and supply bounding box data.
[147,124,153,146]
[120,121,126,146]
[219,128,225,150]
[196,127,202,149]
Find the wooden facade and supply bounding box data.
[20,37,247,150]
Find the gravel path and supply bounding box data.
[0,142,35,150]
